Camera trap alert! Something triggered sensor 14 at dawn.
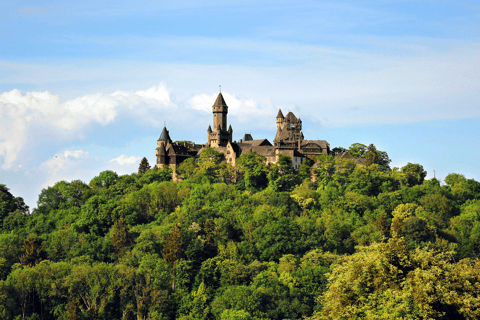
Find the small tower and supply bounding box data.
[156,126,172,168]
[207,125,212,145]
[208,92,233,148]
[213,93,228,131]
[276,109,285,131]
[228,124,233,143]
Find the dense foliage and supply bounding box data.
[1,144,480,319]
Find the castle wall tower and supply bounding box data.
[213,93,228,131]
[156,126,172,168]
[208,93,232,148]
[276,109,285,131]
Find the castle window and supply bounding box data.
[227,151,230,154]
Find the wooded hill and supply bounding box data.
[1,143,480,320]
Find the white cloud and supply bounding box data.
[63,150,89,159]
[188,92,278,127]
[110,154,141,165]
[0,84,174,168]
[41,150,90,188]
[135,83,172,102]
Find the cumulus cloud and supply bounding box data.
[41,150,90,188]
[0,83,173,168]
[110,154,141,165]
[188,92,280,130]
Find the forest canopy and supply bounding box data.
[1,143,480,320]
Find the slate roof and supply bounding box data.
[336,151,355,159]
[335,152,366,166]
[241,139,272,147]
[158,127,171,141]
[285,112,298,122]
[213,93,228,108]
[236,143,275,157]
[276,109,285,119]
[242,133,253,141]
[301,140,330,149]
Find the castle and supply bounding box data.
[156,93,330,170]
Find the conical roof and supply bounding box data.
[285,112,297,122]
[228,124,233,132]
[213,93,228,108]
[207,125,212,133]
[276,109,285,119]
[157,127,171,141]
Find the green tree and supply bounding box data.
[364,144,391,172]
[111,217,131,256]
[236,152,268,192]
[348,143,367,158]
[400,163,427,187]
[89,170,119,190]
[0,184,18,222]
[162,223,183,290]
[20,235,46,267]
[138,157,151,175]
[314,214,480,320]
[330,147,347,155]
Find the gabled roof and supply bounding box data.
[213,93,228,108]
[336,151,355,159]
[158,127,171,141]
[241,139,272,147]
[285,112,298,122]
[276,109,285,119]
[301,140,330,149]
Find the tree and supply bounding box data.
[314,211,480,320]
[20,235,46,267]
[330,147,347,155]
[236,152,268,192]
[138,157,151,175]
[0,184,24,226]
[89,170,119,189]
[111,217,131,256]
[162,223,183,290]
[364,144,391,172]
[348,143,367,158]
[400,163,427,187]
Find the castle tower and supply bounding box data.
[213,92,228,131]
[156,126,172,168]
[208,92,232,147]
[276,109,285,131]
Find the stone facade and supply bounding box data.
[156,92,330,169]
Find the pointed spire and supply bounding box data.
[207,125,212,133]
[213,92,228,108]
[276,109,285,119]
[158,126,171,141]
[228,124,233,132]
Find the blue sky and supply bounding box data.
[1,0,479,209]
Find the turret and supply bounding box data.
[276,109,285,130]
[212,93,228,131]
[228,124,233,143]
